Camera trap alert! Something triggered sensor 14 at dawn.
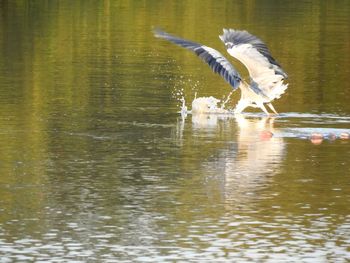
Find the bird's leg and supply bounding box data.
[257,103,270,115]
[267,103,278,115]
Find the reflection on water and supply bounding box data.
[189,113,285,203]
[1,0,350,262]
[0,113,349,261]
[223,116,285,203]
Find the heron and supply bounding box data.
[154,28,288,115]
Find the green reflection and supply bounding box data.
[0,1,349,261]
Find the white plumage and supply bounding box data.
[154,28,288,115]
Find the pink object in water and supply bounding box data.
[340,132,350,140]
[260,130,273,141]
[310,133,323,145]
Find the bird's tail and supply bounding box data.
[251,68,288,101]
[268,81,288,101]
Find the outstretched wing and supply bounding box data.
[219,28,288,100]
[154,29,241,90]
[219,29,287,78]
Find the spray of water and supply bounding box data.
[179,91,234,115]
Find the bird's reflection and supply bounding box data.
[223,115,285,201]
[192,113,221,129]
[180,113,286,204]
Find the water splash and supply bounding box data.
[179,96,188,118]
[220,90,235,110]
[177,93,350,144]
[180,93,234,115]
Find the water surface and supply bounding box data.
[0,1,350,262]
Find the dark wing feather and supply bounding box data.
[220,29,287,78]
[154,29,241,90]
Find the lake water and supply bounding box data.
[0,1,350,262]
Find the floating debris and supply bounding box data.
[310,133,324,145]
[340,132,350,140]
[260,130,274,141]
[326,133,337,141]
[310,133,323,139]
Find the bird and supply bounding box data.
[154,28,288,115]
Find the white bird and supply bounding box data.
[154,28,288,115]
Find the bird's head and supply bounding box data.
[225,42,234,49]
[219,29,236,49]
